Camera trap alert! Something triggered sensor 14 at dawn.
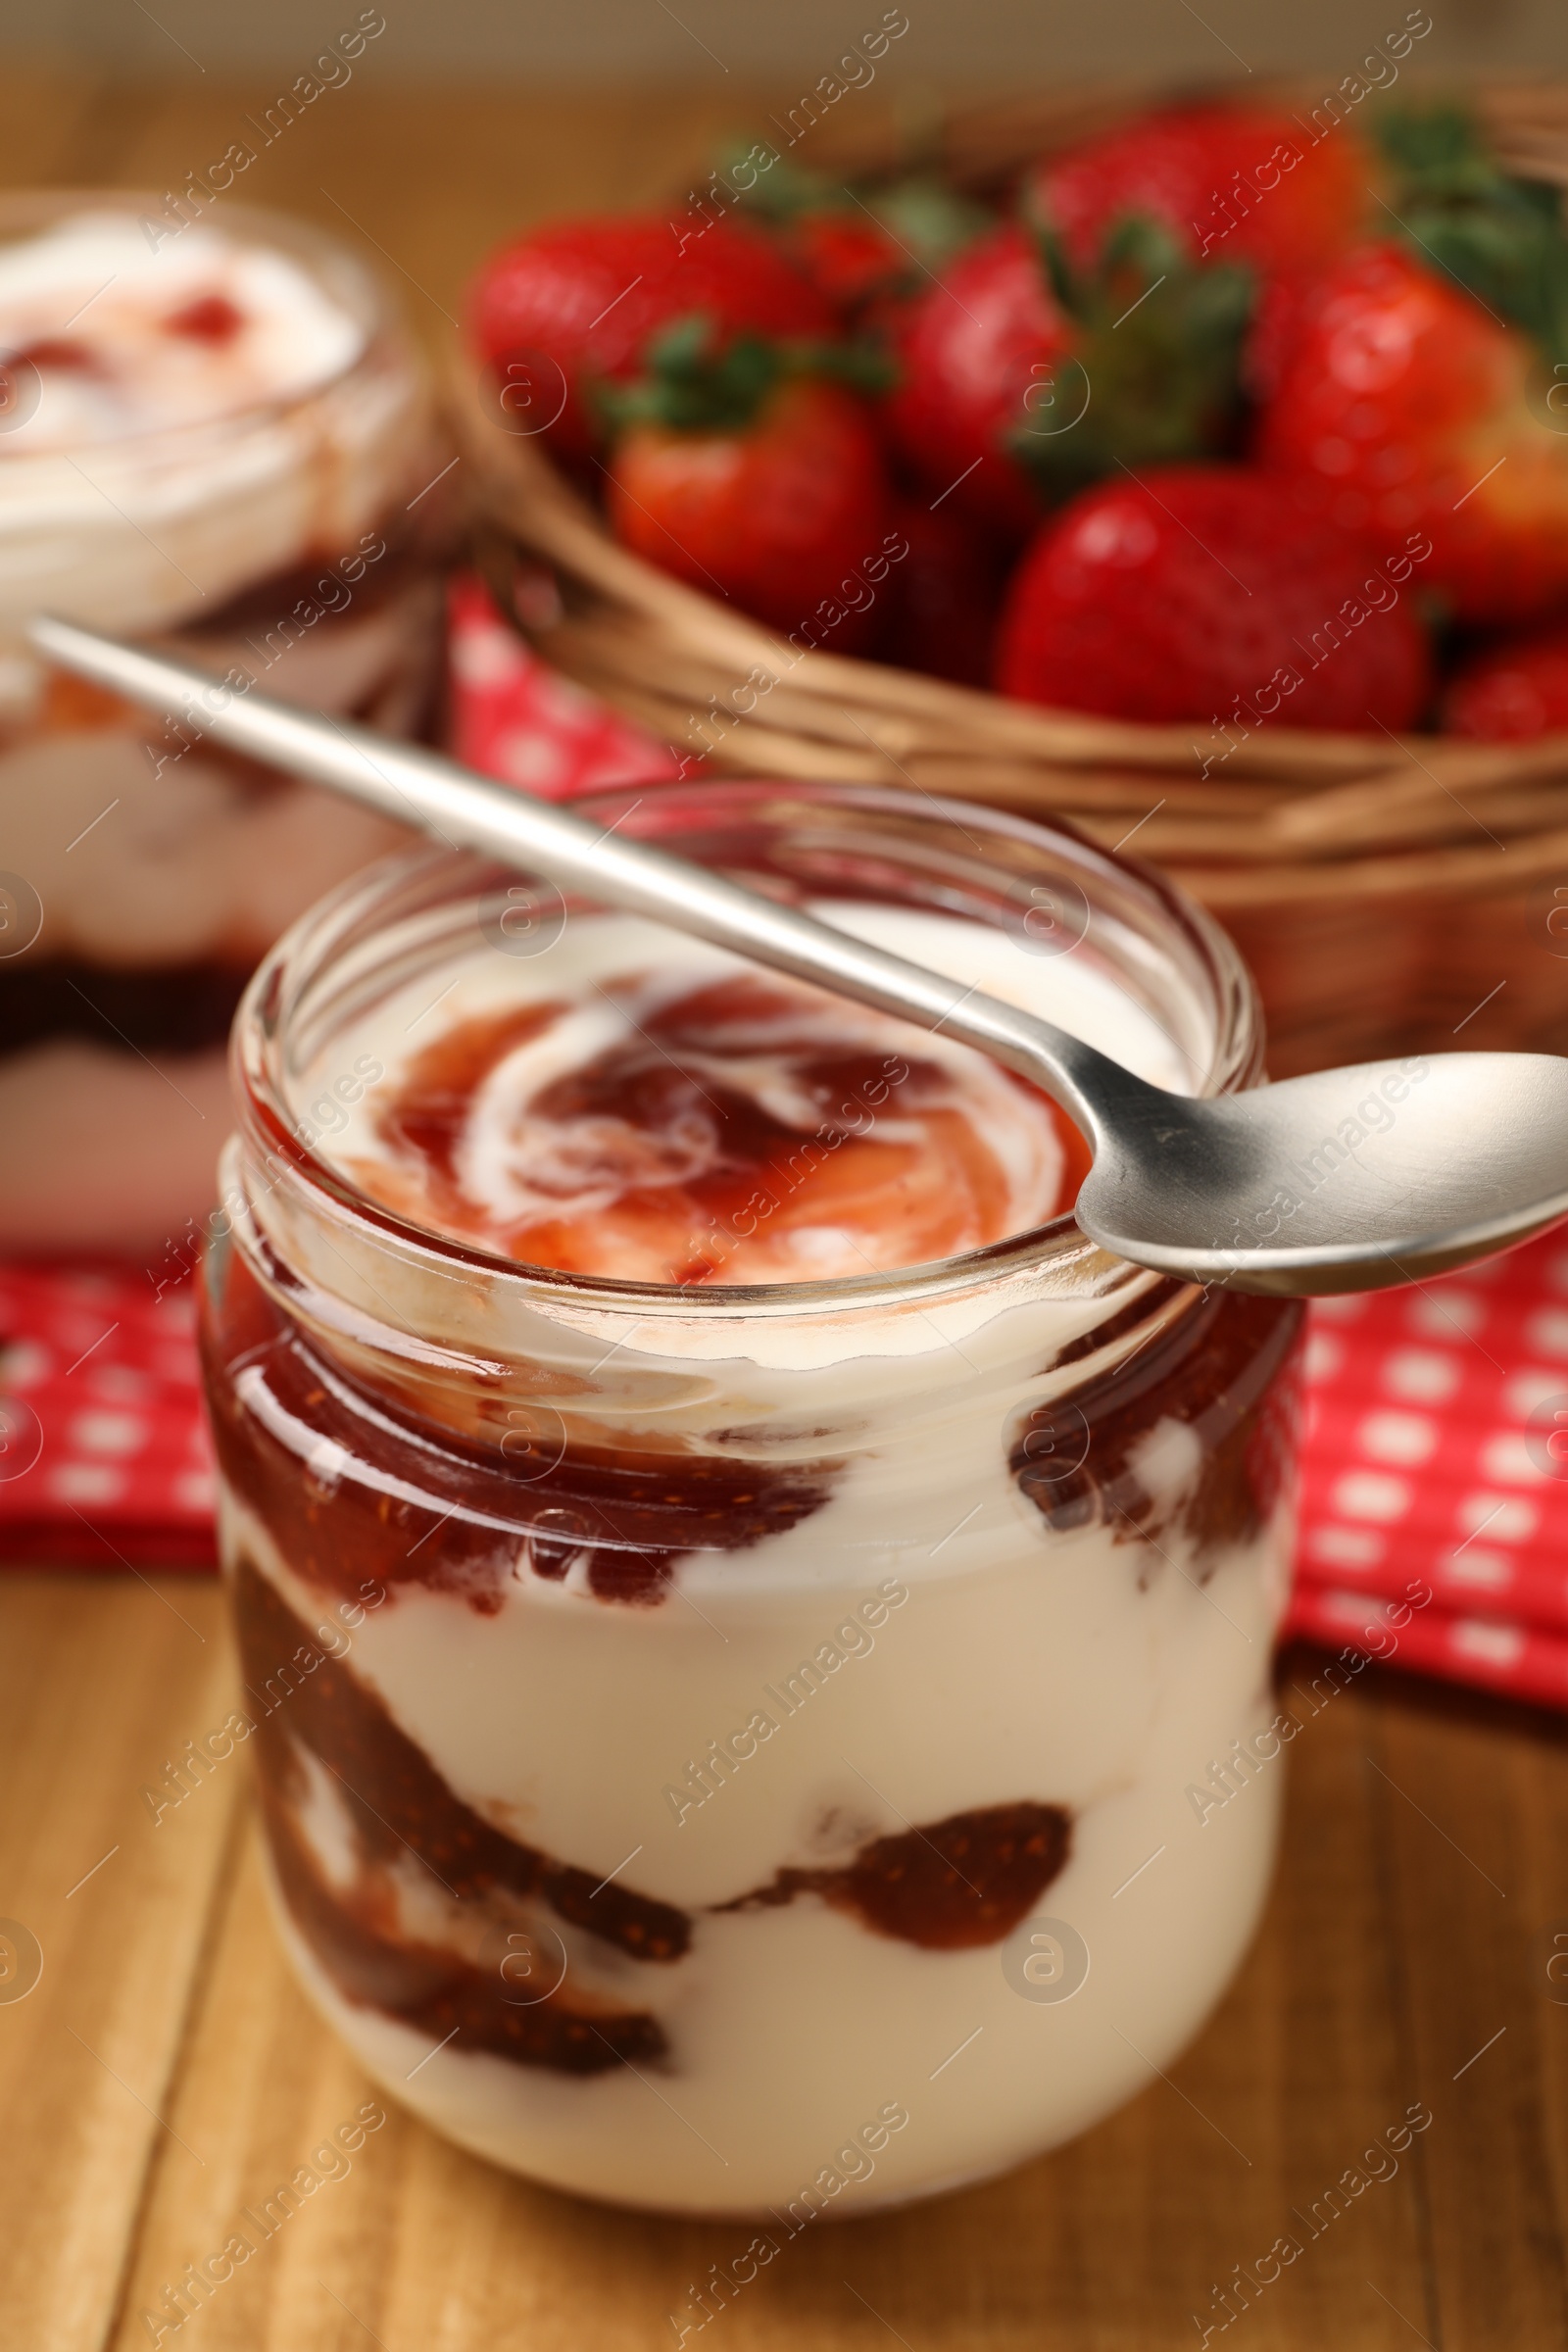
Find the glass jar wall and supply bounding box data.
[200,784,1302,2217]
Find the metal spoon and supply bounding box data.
[29,613,1568,1298]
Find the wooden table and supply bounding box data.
[7,1570,1567,2352]
[4,65,1568,2352]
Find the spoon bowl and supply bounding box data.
[28,613,1568,1298]
[1068,1045,1568,1294]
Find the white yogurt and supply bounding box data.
[0,207,429,667]
[0,212,365,444]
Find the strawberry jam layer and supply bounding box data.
[237,1558,678,2072]
[344,968,1090,1284]
[236,1554,1077,2070]
[717,1802,1071,1950]
[1011,1287,1304,1566]
[204,1250,844,1610]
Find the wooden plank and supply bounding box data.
[1372,1676,1568,2350]
[103,1832,408,2352]
[0,1571,237,2352]
[66,78,886,360]
[0,66,115,183]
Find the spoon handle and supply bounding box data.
[30,615,1126,1142]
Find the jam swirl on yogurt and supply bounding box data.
[347,967,1091,1285]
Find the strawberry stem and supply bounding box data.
[719,148,991,275]
[1012,218,1253,498]
[598,314,890,436]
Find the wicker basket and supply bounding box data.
[451,80,1568,1078]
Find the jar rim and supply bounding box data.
[0,186,399,460]
[230,778,1264,1324]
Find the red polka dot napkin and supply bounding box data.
[1289,1239,1568,1706]
[447,573,682,798]
[0,1262,214,1569]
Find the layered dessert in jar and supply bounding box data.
[201,785,1303,2217]
[0,194,450,1255]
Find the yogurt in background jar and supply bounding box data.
[0,193,449,1254]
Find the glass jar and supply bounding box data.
[0,189,450,1256]
[200,782,1303,2219]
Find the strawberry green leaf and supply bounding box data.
[597,315,784,433]
[1375,104,1568,368]
[596,315,890,438]
[718,146,991,278]
[1011,217,1253,500]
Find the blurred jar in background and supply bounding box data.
[0,192,451,1257]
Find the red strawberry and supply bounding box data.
[741,167,994,318]
[602,325,888,643]
[1027,103,1371,280]
[995,464,1432,732]
[881,223,1066,537]
[882,216,1252,536]
[1441,617,1568,738]
[782,210,909,315]
[468,215,835,466]
[1254,240,1568,622]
